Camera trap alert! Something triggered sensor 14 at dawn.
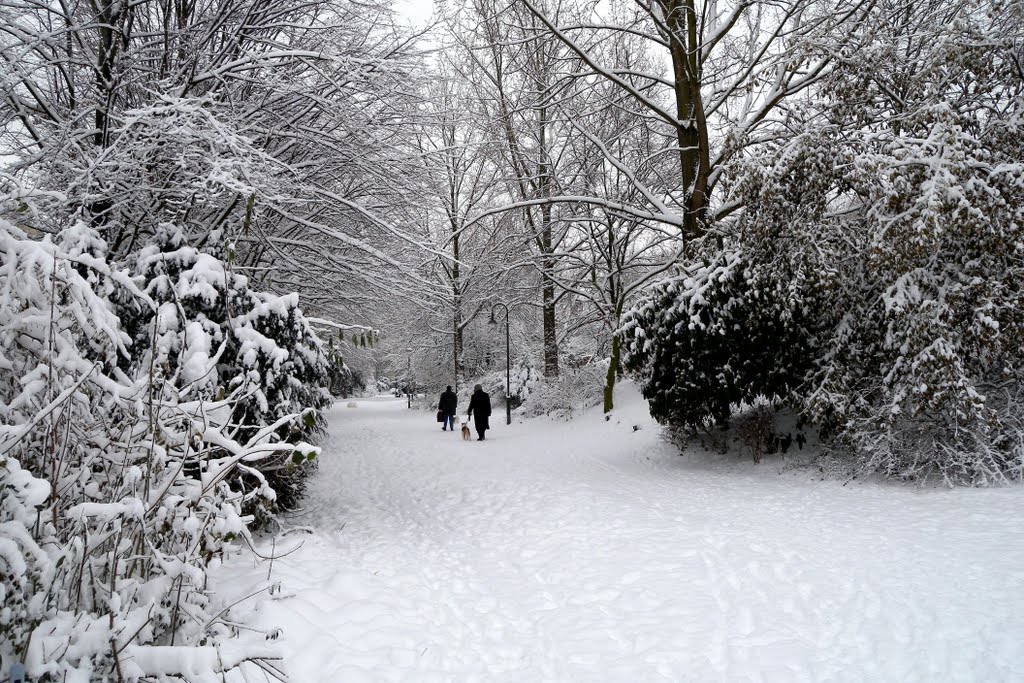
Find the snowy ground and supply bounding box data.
[215,385,1024,682]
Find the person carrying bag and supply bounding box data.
[437,385,457,431]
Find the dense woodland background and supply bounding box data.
[1,0,1022,678]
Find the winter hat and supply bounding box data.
[474,384,482,392]
[446,385,452,391]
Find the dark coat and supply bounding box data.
[438,389,457,415]
[468,389,491,430]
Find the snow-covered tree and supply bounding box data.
[623,0,1024,482]
[521,0,875,240]
[0,0,426,321]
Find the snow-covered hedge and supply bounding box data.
[0,219,325,679]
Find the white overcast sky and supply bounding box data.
[395,0,434,28]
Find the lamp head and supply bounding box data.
[489,311,496,325]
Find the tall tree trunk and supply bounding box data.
[542,262,558,378]
[452,229,464,391]
[603,226,622,412]
[539,104,559,377]
[662,0,711,239]
[540,200,558,377]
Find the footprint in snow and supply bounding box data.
[735,606,756,636]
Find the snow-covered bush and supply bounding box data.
[0,455,53,668]
[373,377,396,395]
[514,363,606,419]
[325,339,364,398]
[132,227,330,522]
[621,251,814,431]
[0,219,320,679]
[507,361,540,408]
[747,3,1023,484]
[796,120,1024,483]
[735,403,778,465]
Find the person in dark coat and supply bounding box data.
[438,385,457,431]
[467,384,491,441]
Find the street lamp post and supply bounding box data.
[406,347,413,409]
[489,303,512,426]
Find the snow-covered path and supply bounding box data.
[219,388,1024,682]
